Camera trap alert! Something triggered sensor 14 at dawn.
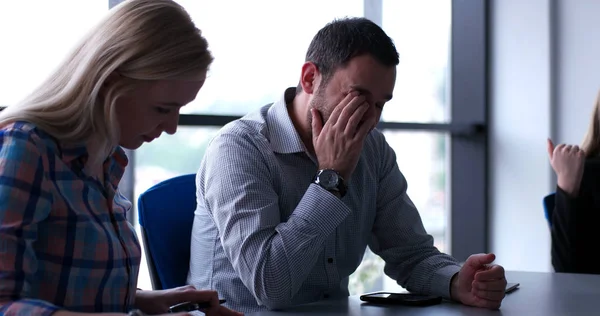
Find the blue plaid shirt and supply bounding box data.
[0,122,141,315]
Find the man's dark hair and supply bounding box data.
[296,17,399,93]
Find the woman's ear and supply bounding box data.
[99,72,123,99]
[103,71,122,88]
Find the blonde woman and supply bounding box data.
[547,91,600,274]
[0,1,241,315]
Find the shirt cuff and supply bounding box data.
[429,264,462,299]
[0,299,61,316]
[293,184,351,235]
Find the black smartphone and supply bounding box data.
[168,299,226,313]
[360,292,442,307]
[505,282,520,293]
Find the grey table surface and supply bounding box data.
[248,271,600,316]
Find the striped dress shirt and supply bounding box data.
[188,88,462,313]
[0,122,141,315]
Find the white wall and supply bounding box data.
[490,0,600,272]
[555,0,600,144]
[489,0,553,272]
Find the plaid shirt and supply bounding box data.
[0,122,141,315]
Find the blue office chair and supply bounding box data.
[138,173,197,290]
[543,192,556,227]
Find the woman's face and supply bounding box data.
[113,73,206,149]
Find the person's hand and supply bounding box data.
[547,138,585,196]
[451,253,506,309]
[311,92,378,180]
[135,285,243,316]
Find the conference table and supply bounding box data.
[248,271,600,315]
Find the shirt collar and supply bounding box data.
[58,140,129,187]
[15,122,129,188]
[266,87,308,154]
[107,146,129,188]
[58,142,89,163]
[58,141,127,166]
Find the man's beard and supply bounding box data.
[307,89,332,140]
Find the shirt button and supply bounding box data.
[327,258,333,263]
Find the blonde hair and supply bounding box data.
[0,0,212,162]
[582,90,600,158]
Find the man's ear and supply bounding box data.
[299,62,321,95]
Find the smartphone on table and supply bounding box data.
[505,282,520,293]
[360,282,520,307]
[360,292,442,306]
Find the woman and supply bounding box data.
[0,1,242,315]
[548,91,600,274]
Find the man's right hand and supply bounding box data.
[547,138,586,196]
[311,92,377,180]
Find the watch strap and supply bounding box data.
[338,178,348,197]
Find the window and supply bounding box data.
[134,127,220,194]
[381,0,451,123]
[174,0,363,116]
[0,0,108,106]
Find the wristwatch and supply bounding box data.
[313,169,347,197]
[127,309,146,316]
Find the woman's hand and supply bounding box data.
[547,138,586,196]
[135,285,243,315]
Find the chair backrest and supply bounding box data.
[543,192,556,227]
[137,173,197,290]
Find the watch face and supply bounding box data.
[319,170,339,188]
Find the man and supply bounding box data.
[187,17,507,313]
